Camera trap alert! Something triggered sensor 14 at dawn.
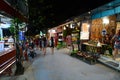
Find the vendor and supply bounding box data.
[8,36,14,48]
[103,34,112,55]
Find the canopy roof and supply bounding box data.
[91,0,120,19]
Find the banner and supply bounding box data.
[19,31,25,40]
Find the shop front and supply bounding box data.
[0,14,18,75]
[0,0,28,75]
[83,1,120,70]
[48,25,64,48]
[48,28,57,47]
[91,15,120,70]
[79,15,120,68]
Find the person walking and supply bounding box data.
[35,37,39,49]
[41,36,47,55]
[39,36,42,51]
[49,37,54,54]
[77,37,80,51]
[111,29,120,60]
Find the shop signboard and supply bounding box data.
[80,32,89,40]
[80,23,90,40]
[19,31,25,40]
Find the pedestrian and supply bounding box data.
[77,37,80,51]
[8,36,14,47]
[41,36,47,55]
[24,48,28,61]
[25,39,29,49]
[29,39,34,49]
[49,37,54,54]
[35,37,39,49]
[39,36,42,51]
[66,35,72,47]
[111,29,120,60]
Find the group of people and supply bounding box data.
[28,36,55,56]
[103,29,120,60]
[23,29,120,60]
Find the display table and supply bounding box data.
[79,42,106,64]
[83,42,104,54]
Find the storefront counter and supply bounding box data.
[0,47,16,74]
[0,47,22,74]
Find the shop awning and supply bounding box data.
[91,0,120,19]
[0,0,28,22]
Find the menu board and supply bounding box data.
[80,23,90,40]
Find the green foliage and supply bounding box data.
[56,42,67,49]
[29,0,55,34]
[9,24,15,36]
[9,18,23,40]
[63,30,67,37]
[70,50,78,56]
[71,50,78,54]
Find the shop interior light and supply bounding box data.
[0,23,10,28]
[88,11,91,14]
[43,34,46,36]
[70,23,73,28]
[103,17,109,25]
[52,29,56,33]
[77,22,80,26]
[0,14,4,17]
[48,30,51,33]
[87,24,90,28]
[64,26,66,30]
[66,24,69,27]
[48,29,56,33]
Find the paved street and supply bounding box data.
[1,48,120,80]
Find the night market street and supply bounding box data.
[1,48,120,80]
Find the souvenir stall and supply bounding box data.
[48,28,57,47]
[56,26,64,49]
[0,14,15,75]
[0,0,28,75]
[91,15,120,71]
[0,15,14,51]
[89,0,120,70]
[70,22,80,52]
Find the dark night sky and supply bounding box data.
[28,0,113,35]
[52,0,113,25]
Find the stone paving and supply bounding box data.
[0,48,120,80]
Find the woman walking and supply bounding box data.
[41,36,47,55]
[49,37,54,54]
[111,30,120,60]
